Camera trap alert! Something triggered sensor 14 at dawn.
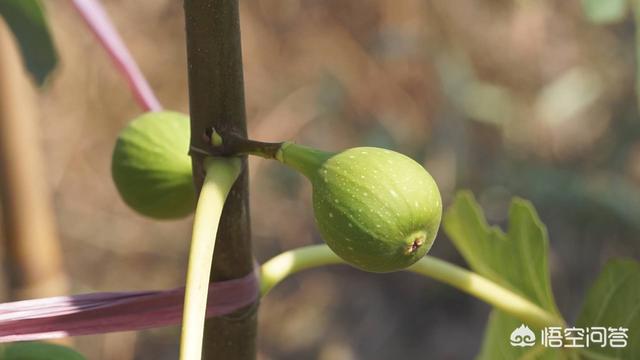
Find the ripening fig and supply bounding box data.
[111,111,195,219]
[276,142,442,272]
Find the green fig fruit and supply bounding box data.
[277,142,442,272]
[111,111,195,219]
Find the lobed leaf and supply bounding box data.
[443,191,560,315]
[444,191,564,359]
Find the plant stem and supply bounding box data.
[184,0,257,358]
[260,245,565,329]
[180,157,241,360]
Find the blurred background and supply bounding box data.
[1,0,639,359]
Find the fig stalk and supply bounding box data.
[260,245,566,329]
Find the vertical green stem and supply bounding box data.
[184,0,257,358]
[180,157,241,360]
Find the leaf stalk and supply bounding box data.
[260,245,565,329]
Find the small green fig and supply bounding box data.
[111,111,195,219]
[277,142,442,272]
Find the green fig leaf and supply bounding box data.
[443,191,560,315]
[0,0,57,85]
[575,259,640,360]
[0,342,86,360]
[582,0,628,24]
[444,191,565,359]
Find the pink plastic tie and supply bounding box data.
[71,0,162,112]
[0,271,259,342]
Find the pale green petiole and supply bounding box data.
[260,245,565,329]
[179,157,241,360]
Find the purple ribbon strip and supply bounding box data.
[0,271,259,342]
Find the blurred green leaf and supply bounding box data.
[443,191,560,315]
[576,259,640,360]
[582,0,628,24]
[0,342,85,360]
[444,191,565,359]
[478,310,561,360]
[0,0,57,85]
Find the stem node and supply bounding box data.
[202,131,284,160]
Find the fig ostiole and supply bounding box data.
[111,111,195,219]
[275,142,442,273]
